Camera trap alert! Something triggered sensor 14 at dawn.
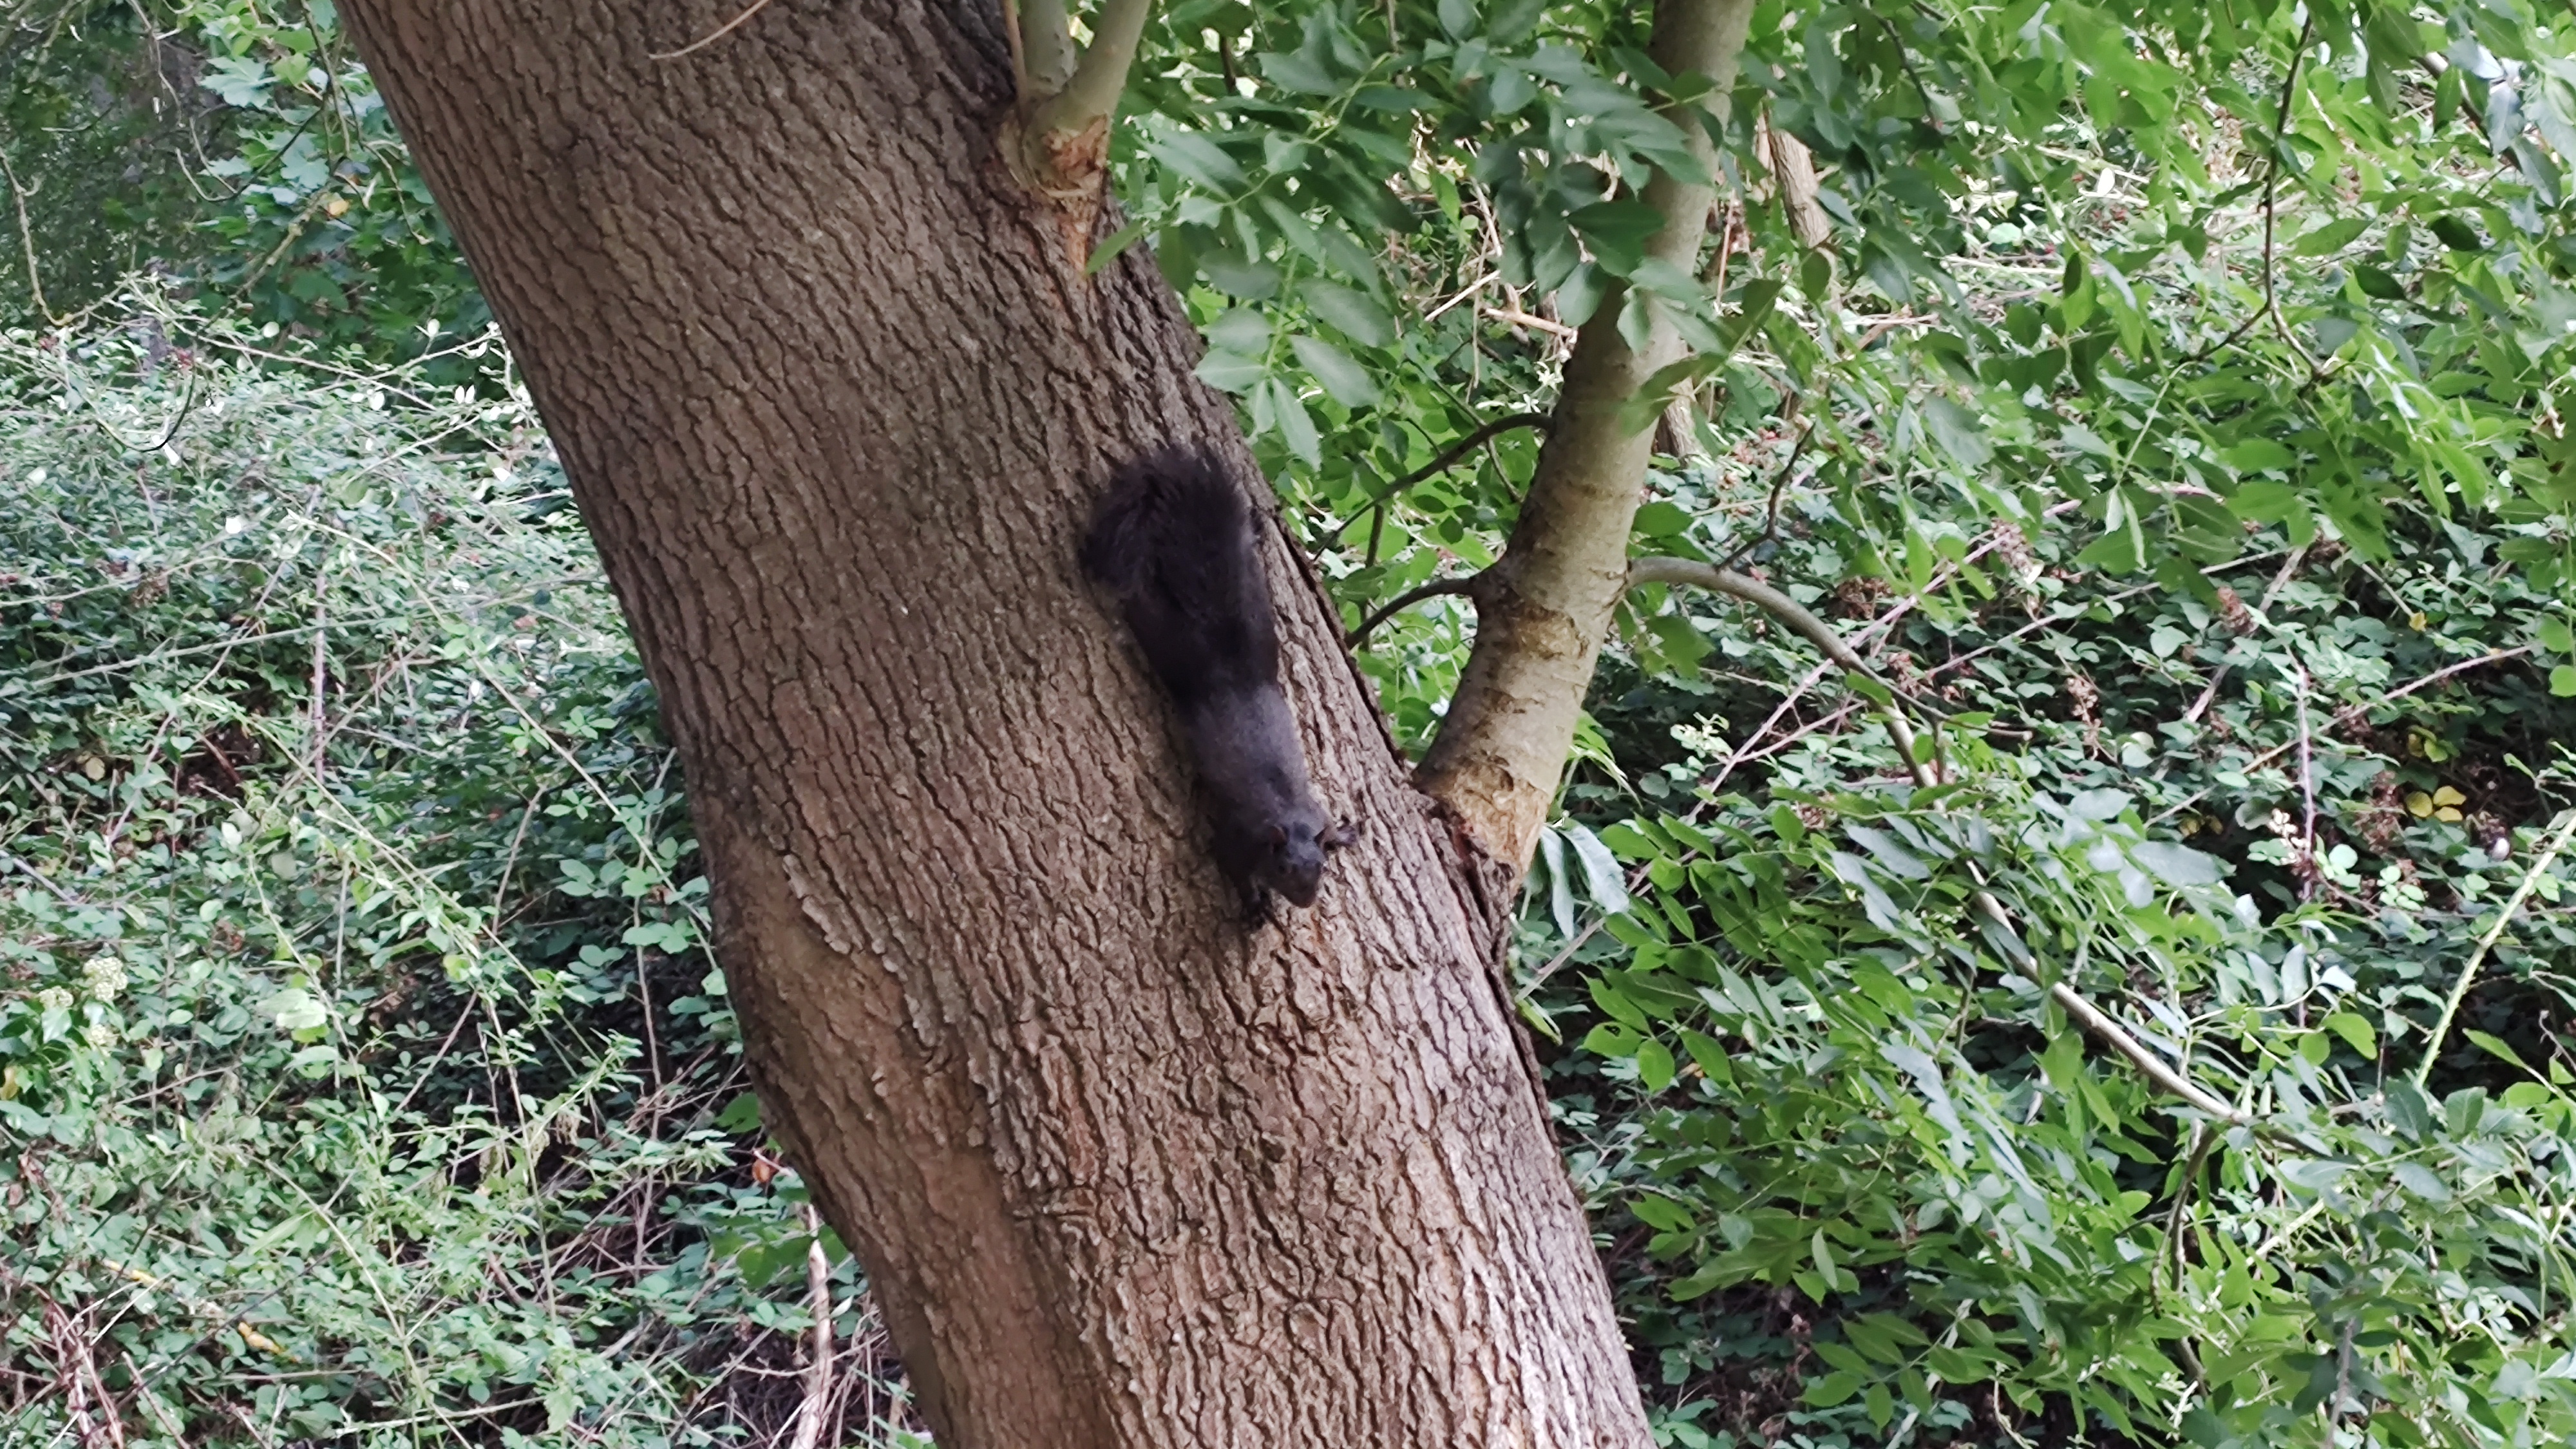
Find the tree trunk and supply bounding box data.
[334,3,1653,1446]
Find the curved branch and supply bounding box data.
[1624,556,1893,691]
[1411,0,1758,870]
[1349,575,1484,648]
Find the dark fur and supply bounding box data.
[1081,449,1354,919]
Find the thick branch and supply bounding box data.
[1413,0,1758,871]
[1759,116,1832,251]
[1025,0,1154,140]
[1016,0,1078,98]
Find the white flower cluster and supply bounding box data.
[34,986,74,1012]
[82,955,127,1002]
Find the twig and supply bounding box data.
[1349,575,1484,647]
[787,1204,837,1449]
[2158,1123,2218,1309]
[2179,544,2305,725]
[2261,16,2320,375]
[2293,663,2318,912]
[1424,273,1497,322]
[309,571,330,782]
[1,149,57,323]
[2412,809,2576,1090]
[1484,305,1579,339]
[649,0,778,61]
[3,851,84,904]
[2150,646,2535,824]
[1712,424,1812,573]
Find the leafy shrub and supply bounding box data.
[0,298,914,1448]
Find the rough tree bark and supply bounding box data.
[1414,0,1756,870]
[336,2,1653,1446]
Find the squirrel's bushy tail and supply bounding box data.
[1079,448,1280,705]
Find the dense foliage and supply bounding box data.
[1,316,918,1445]
[8,0,2576,1445]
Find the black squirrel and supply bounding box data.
[1080,448,1354,920]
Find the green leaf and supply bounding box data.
[2430,214,2484,251]
[1568,199,1667,275]
[2130,840,2222,887]
[1566,823,1632,915]
[1635,1037,1675,1090]
[2290,216,2371,256]
[1147,132,1247,194]
[1922,397,1991,469]
[2322,1012,2377,1059]
[2221,439,2296,473]
[1265,377,1320,464]
[1300,281,1396,346]
[2466,1030,2532,1072]
[1287,335,1379,408]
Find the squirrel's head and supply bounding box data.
[1262,817,1358,907]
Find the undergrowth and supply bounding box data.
[0,303,918,1448]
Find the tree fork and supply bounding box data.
[1414,0,1758,873]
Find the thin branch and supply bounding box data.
[1,148,58,324]
[1212,26,1238,93]
[2412,808,2576,1089]
[2042,974,2251,1126]
[1019,0,1081,97]
[1361,410,1554,513]
[1484,305,1580,339]
[1349,575,1484,647]
[649,0,780,61]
